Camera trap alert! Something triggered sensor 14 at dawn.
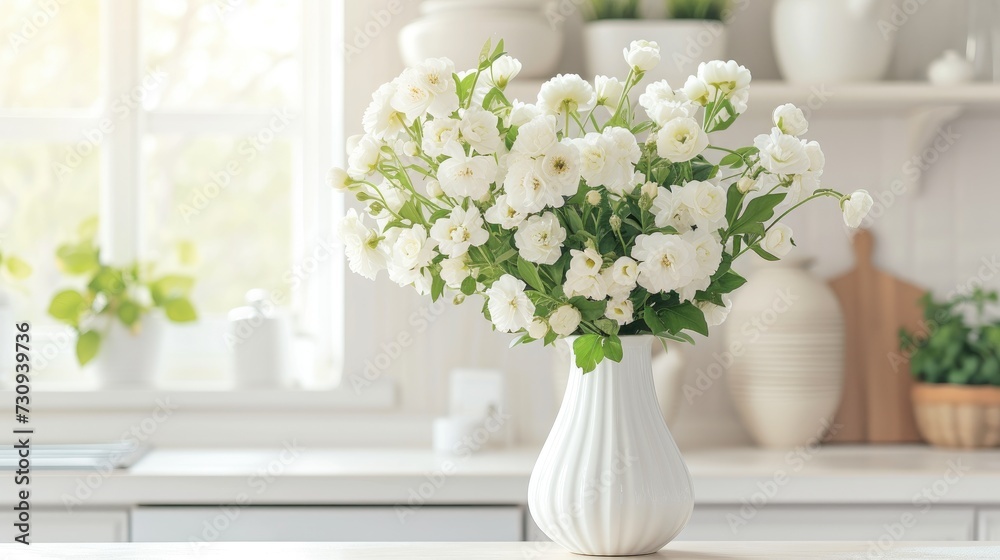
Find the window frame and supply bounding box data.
[1,0,391,409]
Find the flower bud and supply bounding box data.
[402,141,418,157]
[640,181,658,200]
[737,175,759,194]
[326,167,352,192]
[609,214,622,232]
[426,179,444,198]
[527,318,548,339]
[586,190,602,206]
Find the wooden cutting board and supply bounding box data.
[828,229,924,443]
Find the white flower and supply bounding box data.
[573,127,641,195]
[337,209,386,280]
[652,187,694,232]
[586,190,602,206]
[527,318,549,339]
[485,275,535,333]
[391,58,459,123]
[611,256,639,287]
[430,206,489,258]
[565,270,608,301]
[504,156,571,213]
[539,140,582,192]
[484,194,527,229]
[678,180,727,230]
[387,225,436,288]
[537,74,596,117]
[347,134,381,178]
[624,40,660,72]
[326,167,351,192]
[605,298,634,326]
[656,117,708,163]
[514,212,566,265]
[568,247,603,276]
[508,101,542,127]
[681,76,711,106]
[366,182,408,223]
[426,179,444,198]
[842,190,874,228]
[641,181,658,200]
[632,233,699,294]
[594,75,625,110]
[363,81,406,140]
[438,155,498,200]
[512,115,558,158]
[762,223,794,257]
[753,128,810,175]
[684,229,724,280]
[549,305,582,337]
[697,60,752,98]
[423,117,462,158]
[803,140,825,174]
[482,55,522,89]
[786,172,820,205]
[773,103,808,136]
[640,80,699,126]
[459,106,502,155]
[698,296,732,327]
[440,255,473,288]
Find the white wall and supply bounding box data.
[340,0,1000,447]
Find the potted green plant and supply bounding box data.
[584,0,729,85]
[900,288,1000,448]
[47,218,199,389]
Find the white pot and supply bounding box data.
[87,315,165,389]
[399,1,562,79]
[725,260,845,448]
[772,0,896,83]
[529,335,694,556]
[585,20,727,85]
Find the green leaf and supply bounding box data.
[725,183,743,225]
[517,257,546,292]
[564,208,585,233]
[77,215,100,240]
[569,296,607,321]
[460,276,477,296]
[573,334,605,373]
[149,275,195,305]
[603,335,623,363]
[752,244,780,261]
[88,267,126,296]
[719,153,743,168]
[713,271,747,293]
[732,193,785,231]
[116,300,142,327]
[48,290,88,325]
[643,307,666,335]
[164,297,198,323]
[76,330,101,366]
[3,256,32,279]
[661,302,709,337]
[430,273,445,302]
[56,242,100,275]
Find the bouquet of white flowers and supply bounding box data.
[331,40,873,372]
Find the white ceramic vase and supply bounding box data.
[529,335,694,556]
[399,0,562,79]
[725,260,845,448]
[87,314,165,389]
[585,20,727,85]
[772,0,895,83]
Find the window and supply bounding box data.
[1,0,344,391]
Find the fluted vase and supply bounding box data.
[528,335,694,556]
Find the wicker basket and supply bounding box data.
[912,383,1000,449]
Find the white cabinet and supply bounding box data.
[0,509,128,543]
[977,508,1000,540]
[677,506,976,542]
[132,506,523,543]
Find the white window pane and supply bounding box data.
[142,0,301,110]
[143,135,293,315]
[0,143,100,319]
[0,0,100,109]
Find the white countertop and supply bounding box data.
[3,541,999,559]
[11,445,1000,507]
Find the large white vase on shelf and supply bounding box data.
[772,0,895,83]
[529,335,694,556]
[399,0,562,79]
[725,259,845,448]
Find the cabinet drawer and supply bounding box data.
[677,505,976,542]
[0,509,128,543]
[132,506,522,542]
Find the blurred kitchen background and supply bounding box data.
[3,0,1000,545]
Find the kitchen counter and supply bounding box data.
[3,541,999,559]
[9,445,1000,507]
